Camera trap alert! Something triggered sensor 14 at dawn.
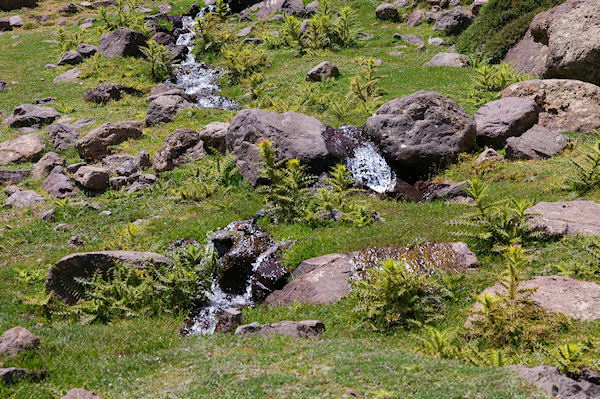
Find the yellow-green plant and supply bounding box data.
[418,327,457,359]
[221,42,269,84]
[140,39,172,82]
[567,137,600,194]
[54,27,82,51]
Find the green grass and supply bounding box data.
[1,0,599,397]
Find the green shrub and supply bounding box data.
[418,327,458,359]
[456,0,565,62]
[351,259,449,331]
[220,42,269,84]
[566,137,600,194]
[98,0,149,35]
[468,63,529,106]
[54,27,83,52]
[140,39,172,82]
[193,13,234,56]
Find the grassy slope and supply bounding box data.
[1,0,599,397]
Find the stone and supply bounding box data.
[0,326,40,357]
[475,148,504,165]
[153,129,206,172]
[4,186,44,207]
[76,121,144,160]
[474,97,539,147]
[375,2,399,22]
[0,0,37,10]
[98,27,146,58]
[35,97,57,105]
[235,320,325,338]
[145,94,194,126]
[393,33,424,45]
[83,83,141,104]
[388,51,404,56]
[256,0,305,20]
[4,104,61,128]
[76,43,98,58]
[0,368,47,384]
[0,80,9,91]
[423,52,469,67]
[9,15,23,27]
[236,24,254,38]
[433,6,474,35]
[0,17,10,31]
[215,308,242,333]
[43,167,76,198]
[68,235,84,247]
[53,67,81,82]
[526,199,600,238]
[305,61,339,82]
[225,109,335,185]
[58,50,83,66]
[508,365,600,399]
[406,9,424,27]
[501,79,600,133]
[48,122,81,151]
[504,30,549,78]
[58,3,79,13]
[0,169,29,185]
[47,251,173,303]
[252,256,290,302]
[428,37,446,46]
[32,152,65,179]
[363,91,476,178]
[468,0,487,15]
[304,0,318,14]
[61,388,102,399]
[505,124,569,160]
[73,166,109,191]
[196,121,228,154]
[0,133,44,165]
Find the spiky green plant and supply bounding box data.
[140,39,172,82]
[567,137,600,193]
[418,327,457,359]
[212,0,230,20]
[334,6,359,47]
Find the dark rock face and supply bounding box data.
[153,129,206,172]
[527,199,600,238]
[235,320,325,338]
[0,169,30,185]
[83,84,141,104]
[509,365,600,399]
[474,97,539,147]
[76,121,144,160]
[43,167,77,198]
[228,0,262,13]
[4,104,61,128]
[305,61,340,82]
[0,326,40,358]
[363,91,476,179]
[433,6,474,35]
[0,0,38,11]
[98,27,147,58]
[0,133,44,165]
[0,368,47,385]
[46,251,173,303]
[48,122,81,151]
[505,125,569,160]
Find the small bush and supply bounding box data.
[140,39,172,82]
[220,42,269,84]
[193,13,235,56]
[98,0,149,35]
[54,27,83,51]
[468,63,529,106]
[566,137,600,194]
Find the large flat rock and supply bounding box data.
[527,199,600,237]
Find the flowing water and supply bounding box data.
[347,143,396,194]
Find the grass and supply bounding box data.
[1,0,599,397]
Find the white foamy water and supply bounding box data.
[347,143,396,193]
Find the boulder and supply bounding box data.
[0,169,29,185]
[4,186,45,207]
[508,365,600,399]
[501,79,600,134]
[475,148,504,165]
[58,3,78,13]
[363,91,476,178]
[468,0,487,15]
[215,308,242,333]
[0,368,47,384]
[73,166,109,191]
[4,104,61,128]
[8,15,23,27]
[474,97,539,147]
[43,166,77,198]
[0,326,40,358]
[198,121,229,154]
[0,80,9,91]
[61,388,102,399]
[53,67,81,82]
[526,199,600,238]
[98,27,146,58]
[145,94,194,126]
[83,84,141,104]
[406,9,424,27]
[433,6,474,35]
[76,43,97,58]
[305,61,339,82]
[375,2,399,22]
[32,152,65,179]
[423,52,469,67]
[153,129,206,172]
[0,0,37,11]
[428,37,446,46]
[505,124,569,160]
[48,122,81,151]
[46,251,173,303]
[235,320,325,338]
[76,121,144,160]
[256,0,305,20]
[0,17,10,30]
[58,50,83,66]
[225,109,335,185]
[393,33,424,46]
[0,133,44,165]
[504,30,549,77]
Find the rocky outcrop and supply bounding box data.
[433,7,473,35]
[0,169,30,185]
[501,79,600,133]
[76,121,144,160]
[153,129,206,172]
[423,52,469,67]
[48,122,81,151]
[235,320,325,338]
[32,152,65,179]
[363,91,476,178]
[46,251,173,303]
[198,122,228,154]
[526,199,600,238]
[256,0,305,20]
[505,125,569,160]
[0,133,44,165]
[474,97,539,147]
[83,84,141,104]
[504,30,549,77]
[4,104,61,128]
[306,61,339,82]
[58,50,83,66]
[98,27,146,58]
[508,365,600,399]
[0,326,40,358]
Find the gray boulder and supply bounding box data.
[58,50,83,66]
[0,133,44,165]
[0,169,30,185]
[394,33,424,46]
[475,148,504,165]
[32,152,65,179]
[0,326,40,358]
[46,251,173,303]
[256,0,305,19]
[375,2,399,21]
[406,9,424,27]
[145,94,194,126]
[474,97,539,147]
[363,91,476,177]
[43,166,77,198]
[61,388,102,399]
[77,43,98,58]
[4,186,45,207]
[306,61,339,82]
[433,7,474,35]
[76,121,144,160]
[428,37,446,46]
[153,129,206,172]
[199,122,229,154]
[9,15,23,27]
[98,27,146,58]
[468,0,487,15]
[0,80,9,91]
[508,365,600,399]
[423,52,469,67]
[4,104,61,128]
[505,124,569,160]
[235,320,325,338]
[53,67,81,82]
[73,165,109,191]
[527,199,600,238]
[83,83,141,104]
[48,122,81,151]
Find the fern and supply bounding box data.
[418,327,457,359]
[140,39,172,82]
[567,137,600,194]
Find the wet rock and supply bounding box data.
[98,27,146,58]
[256,0,306,20]
[475,148,504,165]
[0,0,37,11]
[423,52,469,67]
[393,33,424,45]
[46,251,173,303]
[58,50,83,66]
[43,166,76,198]
[4,104,61,128]
[77,43,98,58]
[0,133,44,165]
[0,169,29,185]
[363,91,476,179]
[32,152,66,179]
[0,368,47,384]
[252,256,290,302]
[76,121,144,160]
[4,186,44,207]
[474,97,539,147]
[375,2,399,21]
[83,83,141,104]
[501,79,600,134]
[53,67,81,82]
[0,326,40,358]
[215,308,242,333]
[153,128,206,172]
[433,6,474,35]
[145,94,194,126]
[61,388,102,399]
[505,125,569,160]
[48,122,81,151]
[508,365,600,399]
[73,166,109,191]
[235,320,325,338]
[306,61,339,82]
[527,199,600,237]
[198,122,229,154]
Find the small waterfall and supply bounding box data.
[173,12,239,110]
[347,143,396,193]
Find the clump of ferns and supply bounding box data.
[566,136,600,194]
